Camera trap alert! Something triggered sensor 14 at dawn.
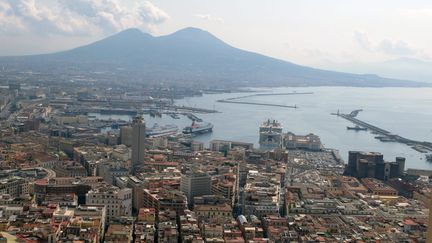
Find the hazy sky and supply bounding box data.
[1,0,432,67]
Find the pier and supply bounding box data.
[164,105,218,114]
[217,92,312,108]
[337,110,432,153]
[217,99,297,108]
[225,92,313,100]
[184,113,203,122]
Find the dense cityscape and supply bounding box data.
[0,81,431,242]
[2,1,432,242]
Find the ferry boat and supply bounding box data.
[146,123,179,137]
[182,121,213,134]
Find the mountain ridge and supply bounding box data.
[0,27,427,87]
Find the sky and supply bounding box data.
[1,0,432,68]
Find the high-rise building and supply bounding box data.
[132,116,146,174]
[180,171,212,206]
[120,126,133,146]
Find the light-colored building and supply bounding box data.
[194,203,232,223]
[54,205,106,243]
[97,162,129,185]
[0,206,23,219]
[86,185,132,221]
[242,171,281,218]
[212,173,238,206]
[210,140,254,152]
[112,144,131,161]
[283,132,322,151]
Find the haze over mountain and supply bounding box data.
[318,57,432,84]
[0,27,426,87]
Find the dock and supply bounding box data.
[339,113,390,135]
[337,110,432,153]
[217,99,297,108]
[225,92,313,101]
[216,92,313,108]
[184,113,203,122]
[165,105,218,114]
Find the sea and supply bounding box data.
[93,87,432,170]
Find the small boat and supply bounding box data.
[168,113,180,119]
[347,125,367,131]
[374,136,394,142]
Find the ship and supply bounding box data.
[347,125,367,131]
[426,154,432,162]
[182,120,213,134]
[146,123,179,137]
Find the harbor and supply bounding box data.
[78,87,432,170]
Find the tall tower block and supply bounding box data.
[131,116,146,174]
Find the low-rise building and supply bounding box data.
[194,203,232,223]
[142,188,187,214]
[0,177,29,198]
[105,223,134,243]
[242,171,281,218]
[55,205,106,243]
[52,161,87,177]
[362,178,398,196]
[283,132,322,151]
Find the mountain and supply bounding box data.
[0,27,426,87]
[318,57,432,84]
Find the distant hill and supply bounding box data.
[0,27,426,87]
[318,57,432,84]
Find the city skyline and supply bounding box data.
[0,1,432,242]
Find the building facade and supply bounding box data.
[132,116,146,174]
[85,185,132,221]
[180,171,212,206]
